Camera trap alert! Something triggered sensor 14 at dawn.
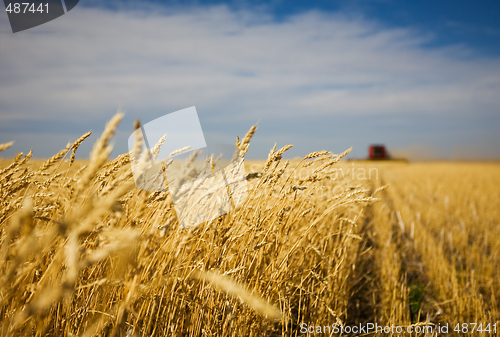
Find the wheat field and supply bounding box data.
[1,114,499,336]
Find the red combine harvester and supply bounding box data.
[347,145,406,162]
[368,145,388,160]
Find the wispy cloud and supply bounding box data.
[1,4,499,159]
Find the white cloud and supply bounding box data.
[0,4,499,158]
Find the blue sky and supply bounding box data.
[86,0,500,55]
[1,0,499,160]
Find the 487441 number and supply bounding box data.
[454,323,497,334]
[5,3,49,14]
